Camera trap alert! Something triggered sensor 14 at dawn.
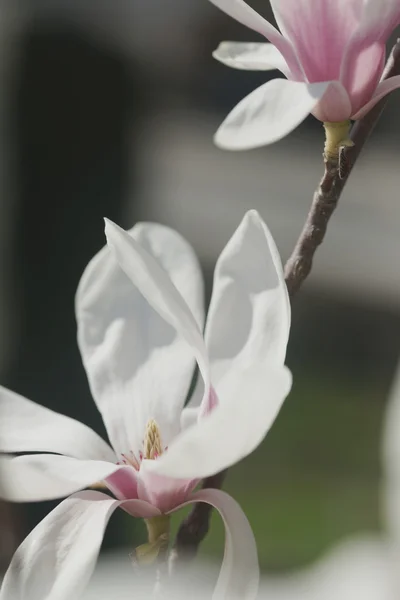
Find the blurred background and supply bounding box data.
[0,0,400,588]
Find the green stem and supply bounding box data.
[323,120,353,162]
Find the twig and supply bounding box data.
[172,38,400,562]
[284,38,400,296]
[172,470,226,565]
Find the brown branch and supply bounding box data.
[172,38,400,563]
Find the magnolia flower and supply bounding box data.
[0,210,292,600]
[210,0,400,150]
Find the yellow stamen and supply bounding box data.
[143,418,163,460]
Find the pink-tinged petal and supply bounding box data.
[270,0,363,82]
[104,467,139,500]
[311,81,352,122]
[104,220,212,424]
[208,0,303,79]
[214,79,330,150]
[0,454,129,502]
[0,386,115,461]
[143,365,292,480]
[340,0,400,90]
[137,461,198,513]
[351,75,400,120]
[77,221,205,457]
[213,42,290,77]
[356,0,400,43]
[341,42,385,115]
[170,489,259,600]
[182,384,219,423]
[0,491,159,600]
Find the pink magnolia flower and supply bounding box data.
[0,211,291,600]
[210,0,400,149]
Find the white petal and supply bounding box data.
[0,386,114,461]
[144,364,292,479]
[206,210,290,384]
[213,41,290,76]
[0,490,159,600]
[215,79,330,150]
[0,454,127,502]
[208,0,303,79]
[180,405,200,430]
[172,489,259,600]
[76,221,205,457]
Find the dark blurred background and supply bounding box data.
[0,0,399,576]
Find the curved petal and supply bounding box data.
[76,221,205,457]
[311,80,352,122]
[214,79,330,150]
[0,490,159,600]
[0,454,130,502]
[213,42,290,76]
[144,364,292,479]
[208,0,302,79]
[340,0,400,89]
[205,210,290,388]
[137,464,198,513]
[351,75,400,120]
[351,0,400,45]
[270,0,362,82]
[0,386,114,461]
[341,42,385,116]
[171,489,259,600]
[103,220,211,422]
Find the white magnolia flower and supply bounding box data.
[0,210,291,600]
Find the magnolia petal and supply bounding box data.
[213,42,290,76]
[312,80,352,122]
[340,0,400,90]
[104,220,211,417]
[137,462,198,513]
[215,79,330,150]
[0,490,159,600]
[208,0,302,79]
[205,210,290,390]
[340,42,385,117]
[172,489,259,600]
[355,0,400,43]
[77,221,205,457]
[0,454,129,502]
[0,386,114,461]
[180,405,200,430]
[351,75,400,120]
[144,364,292,479]
[270,0,363,82]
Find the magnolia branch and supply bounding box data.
[173,38,400,562]
[285,39,400,296]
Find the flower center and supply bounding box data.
[119,418,166,470]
